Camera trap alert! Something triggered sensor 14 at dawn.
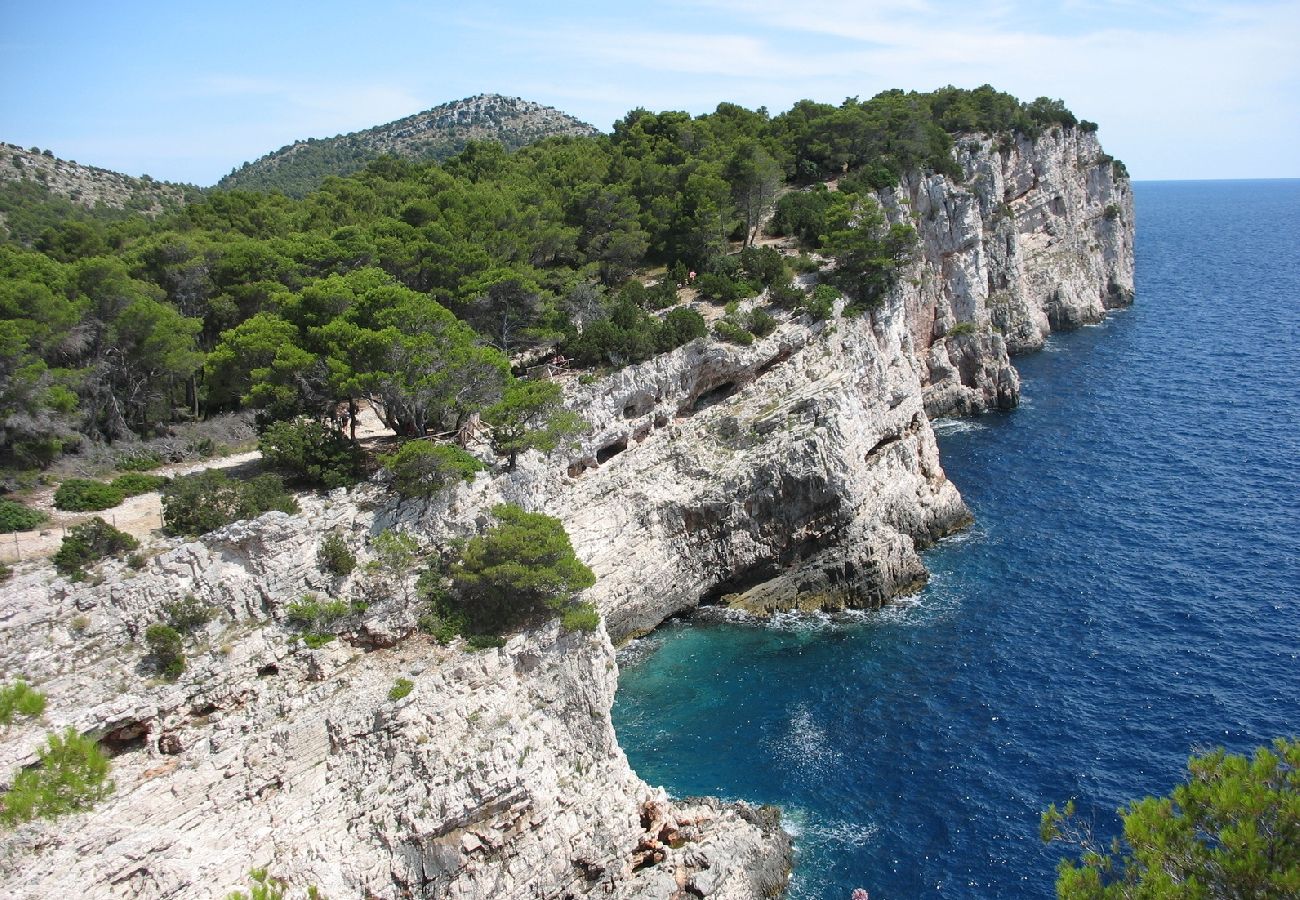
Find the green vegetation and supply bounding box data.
[0,498,46,532]
[450,503,595,635]
[164,595,215,633]
[160,469,298,537]
[0,680,46,727]
[561,601,601,633]
[483,380,587,469]
[53,478,124,511]
[1,86,1095,480]
[257,418,363,489]
[947,321,977,337]
[317,530,356,575]
[285,594,356,648]
[144,623,186,678]
[382,440,484,499]
[52,516,139,578]
[0,727,113,826]
[1042,737,1300,898]
[109,472,170,496]
[225,867,327,900]
[388,678,414,701]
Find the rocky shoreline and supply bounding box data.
[0,125,1131,898]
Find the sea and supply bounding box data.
[611,180,1300,899]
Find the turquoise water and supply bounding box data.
[612,181,1300,899]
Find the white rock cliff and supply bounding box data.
[0,126,1132,898]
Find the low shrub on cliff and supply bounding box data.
[0,680,46,727]
[164,595,214,633]
[382,441,483,500]
[0,727,114,826]
[145,623,185,679]
[52,517,138,578]
[161,470,298,537]
[388,678,414,701]
[318,530,356,576]
[257,418,363,489]
[449,504,595,636]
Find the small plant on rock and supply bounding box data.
[382,441,484,500]
[52,517,139,579]
[388,678,414,701]
[145,624,185,679]
[0,727,114,826]
[164,595,214,633]
[318,531,356,576]
[0,680,46,727]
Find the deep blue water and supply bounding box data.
[612,180,1300,899]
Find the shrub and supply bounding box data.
[0,680,46,727]
[285,594,354,647]
[714,319,755,346]
[947,321,977,337]
[466,634,507,651]
[161,470,298,537]
[114,451,163,472]
[747,308,778,338]
[145,624,185,678]
[52,517,139,577]
[768,280,807,309]
[258,418,362,489]
[0,561,10,582]
[657,307,707,352]
[695,273,748,304]
[804,284,839,321]
[0,727,113,826]
[1103,203,1120,221]
[450,504,595,635]
[388,678,414,701]
[109,473,170,497]
[164,595,214,633]
[382,441,483,500]
[0,499,47,533]
[53,478,124,512]
[561,601,601,633]
[318,531,356,576]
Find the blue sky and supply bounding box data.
[1,0,1296,184]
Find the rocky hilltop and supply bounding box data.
[0,143,195,215]
[0,125,1131,897]
[218,94,600,197]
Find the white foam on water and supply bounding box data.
[931,418,988,435]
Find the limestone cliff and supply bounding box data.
[0,125,1131,898]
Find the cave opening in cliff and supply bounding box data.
[596,437,628,464]
[690,381,738,414]
[98,720,149,756]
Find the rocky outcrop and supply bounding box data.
[0,504,790,899]
[0,142,195,215]
[879,127,1134,417]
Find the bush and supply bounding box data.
[285,594,355,647]
[657,307,707,352]
[144,624,185,678]
[258,418,362,489]
[747,308,778,338]
[0,727,114,826]
[804,284,839,320]
[388,678,414,701]
[109,472,170,497]
[382,441,483,500]
[318,531,356,576]
[114,451,163,472]
[161,470,298,537]
[52,517,139,577]
[561,601,601,633]
[0,499,47,533]
[0,561,10,582]
[53,478,124,512]
[947,321,977,337]
[0,680,46,727]
[450,504,595,635]
[1103,203,1120,221]
[695,273,749,304]
[164,595,214,633]
[768,280,807,309]
[714,319,755,346]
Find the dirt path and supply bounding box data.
[2,406,393,565]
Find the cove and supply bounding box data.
[612,180,1300,899]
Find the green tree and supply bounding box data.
[450,503,595,633]
[257,418,362,489]
[144,624,185,678]
[0,727,114,826]
[483,379,587,469]
[161,469,298,537]
[1042,737,1300,898]
[382,440,484,499]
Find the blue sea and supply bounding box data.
[612,180,1300,899]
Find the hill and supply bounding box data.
[217,93,600,196]
[0,143,199,244]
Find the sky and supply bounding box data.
[1,0,1296,185]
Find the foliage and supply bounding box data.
[388,677,414,701]
[0,560,9,581]
[714,318,755,346]
[0,498,46,532]
[164,595,214,633]
[161,469,298,537]
[804,284,840,320]
[450,503,596,634]
[0,680,46,727]
[225,868,305,900]
[1042,738,1300,898]
[257,418,362,489]
[109,472,170,497]
[53,478,124,511]
[947,321,977,337]
[822,200,918,312]
[0,727,114,826]
[144,623,185,678]
[561,601,601,633]
[318,530,356,576]
[382,441,484,499]
[52,516,139,577]
[483,379,588,469]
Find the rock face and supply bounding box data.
[0,142,195,216]
[0,125,1131,898]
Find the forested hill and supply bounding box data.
[217,94,600,197]
[0,85,1116,476]
[0,143,199,245]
